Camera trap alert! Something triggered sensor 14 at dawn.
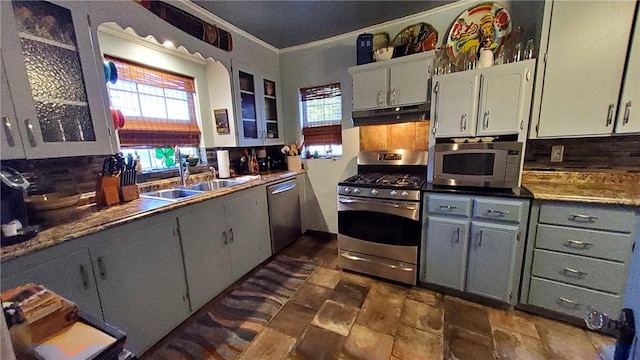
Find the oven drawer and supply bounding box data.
[539,203,635,233]
[528,277,621,319]
[339,249,416,285]
[426,194,472,217]
[473,198,524,223]
[531,249,627,294]
[536,224,633,263]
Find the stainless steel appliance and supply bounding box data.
[337,150,427,285]
[267,178,301,253]
[433,142,523,188]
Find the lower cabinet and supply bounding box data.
[421,193,529,304]
[2,248,103,320]
[178,185,272,311]
[89,212,190,355]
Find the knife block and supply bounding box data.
[120,184,139,202]
[95,175,120,206]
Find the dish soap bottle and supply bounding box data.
[249,149,259,174]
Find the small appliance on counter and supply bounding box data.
[0,167,38,245]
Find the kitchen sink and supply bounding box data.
[140,188,204,201]
[186,179,246,192]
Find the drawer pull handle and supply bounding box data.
[558,297,580,307]
[439,205,457,210]
[487,209,509,216]
[569,214,598,222]
[562,267,586,277]
[565,239,593,248]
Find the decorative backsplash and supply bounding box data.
[359,121,430,151]
[524,135,640,171]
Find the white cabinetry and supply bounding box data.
[616,13,640,134]
[432,60,535,138]
[350,52,434,111]
[421,193,529,304]
[232,60,283,147]
[177,185,272,311]
[89,212,190,354]
[0,0,115,159]
[1,58,25,160]
[531,1,637,138]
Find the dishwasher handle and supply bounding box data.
[271,182,297,195]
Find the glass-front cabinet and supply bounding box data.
[231,60,283,147]
[0,0,114,159]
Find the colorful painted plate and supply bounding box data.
[444,2,511,63]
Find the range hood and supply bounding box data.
[351,102,430,126]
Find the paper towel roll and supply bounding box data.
[216,150,230,178]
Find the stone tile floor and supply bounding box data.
[147,233,617,360]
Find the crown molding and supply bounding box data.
[280,0,476,53]
[177,0,281,54]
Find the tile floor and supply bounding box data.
[147,234,617,360]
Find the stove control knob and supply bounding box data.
[371,189,378,195]
[390,190,398,196]
[344,187,351,194]
[353,188,361,194]
[400,191,409,197]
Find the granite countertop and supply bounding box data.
[522,170,640,207]
[1,170,303,262]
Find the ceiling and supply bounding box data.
[192,1,452,49]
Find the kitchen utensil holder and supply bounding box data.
[120,184,139,202]
[95,175,121,207]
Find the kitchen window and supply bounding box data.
[105,55,201,147]
[300,83,342,158]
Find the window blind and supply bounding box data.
[300,83,342,146]
[105,55,201,146]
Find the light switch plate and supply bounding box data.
[551,145,564,162]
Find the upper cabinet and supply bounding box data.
[1,0,115,159]
[231,60,283,147]
[432,60,535,138]
[615,12,640,134]
[349,52,434,111]
[530,1,638,138]
[1,58,25,160]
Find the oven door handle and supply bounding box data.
[339,197,416,210]
[340,252,414,272]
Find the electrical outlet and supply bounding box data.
[551,145,564,162]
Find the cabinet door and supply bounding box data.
[262,77,284,145]
[424,216,469,291]
[225,186,272,281]
[615,13,640,134]
[1,57,25,159]
[1,1,114,159]
[352,67,387,110]
[2,249,102,320]
[477,61,533,136]
[433,72,479,138]
[537,1,635,137]
[467,222,518,302]
[232,60,263,147]
[178,199,232,311]
[388,55,432,106]
[90,214,189,354]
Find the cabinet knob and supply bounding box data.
[606,104,615,126]
[623,101,632,125]
[461,113,467,131]
[2,117,15,148]
[25,119,37,147]
[483,111,490,129]
[229,228,234,243]
[79,265,90,289]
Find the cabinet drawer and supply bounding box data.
[536,224,633,262]
[427,194,472,217]
[539,203,636,232]
[532,249,627,294]
[528,277,621,319]
[473,198,524,223]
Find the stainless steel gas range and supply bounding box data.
[337,149,427,285]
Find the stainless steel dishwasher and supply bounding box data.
[267,178,301,253]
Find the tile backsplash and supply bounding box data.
[359,121,430,151]
[524,135,640,171]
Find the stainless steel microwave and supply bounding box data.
[433,142,523,188]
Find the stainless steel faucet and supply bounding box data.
[209,166,218,179]
[175,146,190,187]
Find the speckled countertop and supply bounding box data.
[522,170,640,207]
[1,170,303,262]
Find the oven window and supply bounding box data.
[442,153,495,176]
[338,211,420,246]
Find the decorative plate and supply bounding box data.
[444,2,511,63]
[392,22,438,57]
